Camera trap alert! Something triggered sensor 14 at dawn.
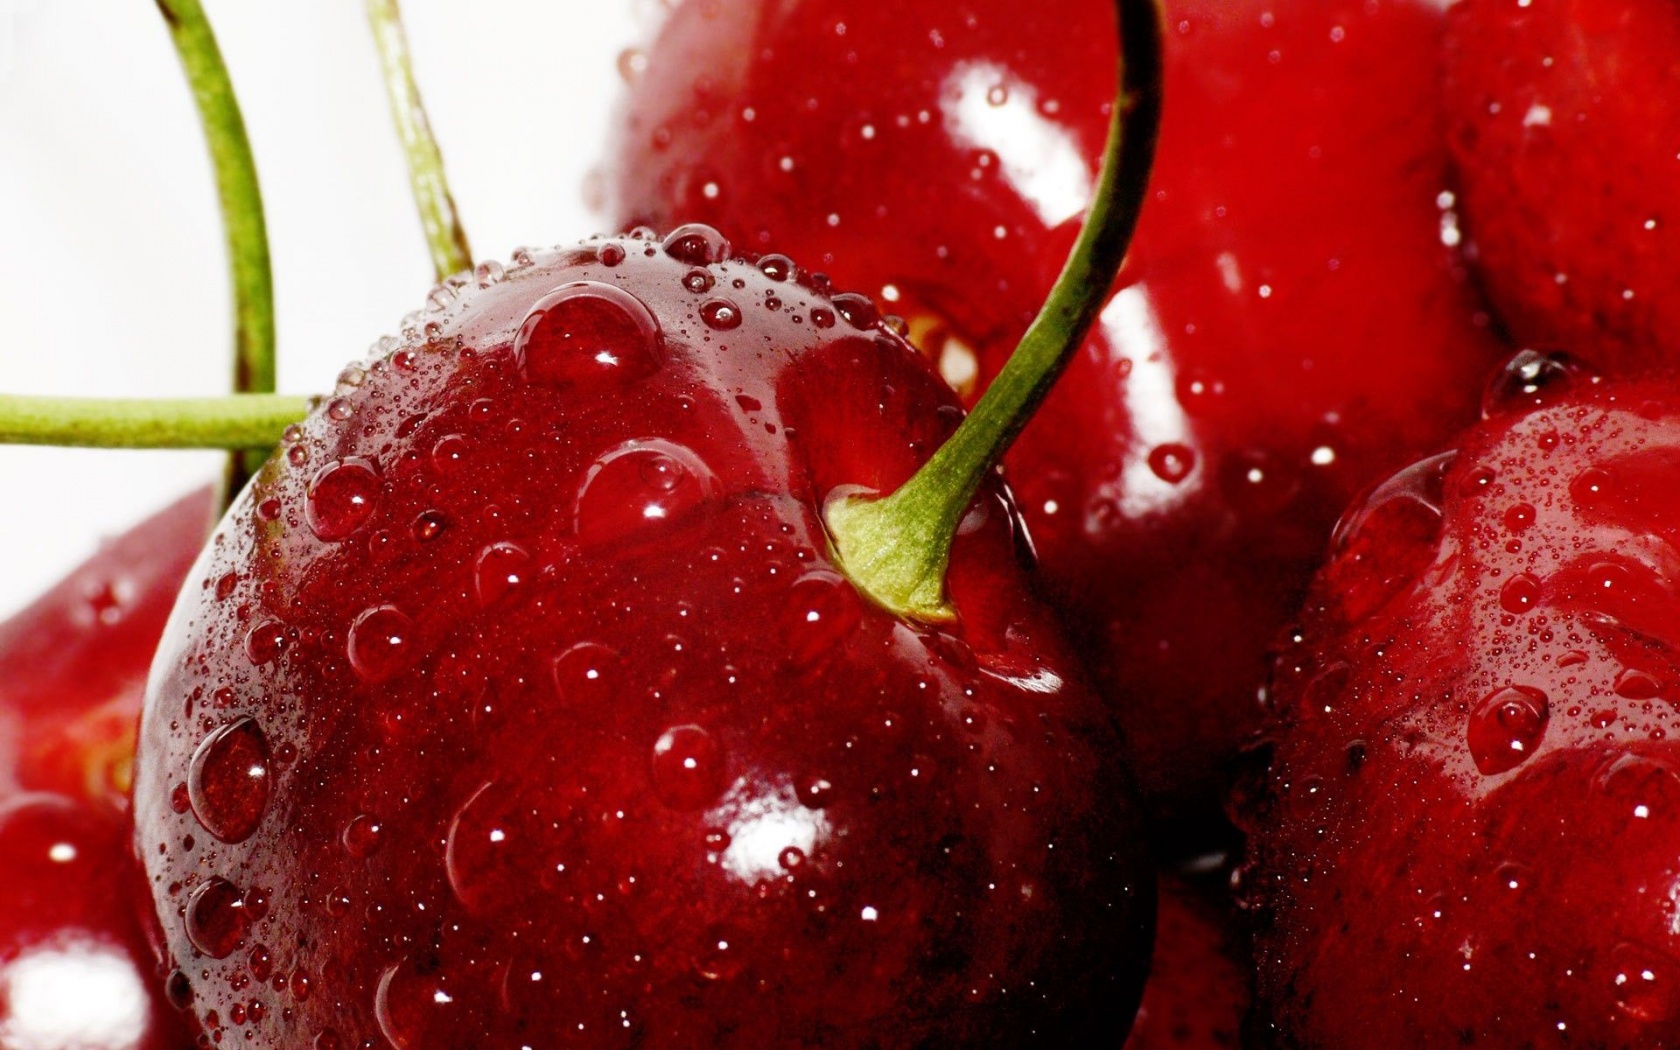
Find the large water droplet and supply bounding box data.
[305,458,381,541]
[347,605,415,684]
[651,726,726,810]
[1482,349,1596,418]
[1613,941,1680,1022]
[184,877,247,959]
[831,293,879,329]
[700,298,742,330]
[551,642,623,703]
[1467,685,1550,775]
[444,781,532,914]
[574,439,719,545]
[661,223,730,265]
[188,717,270,843]
[1499,573,1542,615]
[1597,753,1680,821]
[515,281,662,392]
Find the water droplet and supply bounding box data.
[1616,669,1663,700]
[700,298,742,330]
[184,877,247,958]
[347,605,415,684]
[598,241,627,267]
[810,307,836,329]
[778,846,806,870]
[305,458,381,541]
[694,924,747,981]
[831,292,879,329]
[244,620,286,665]
[1146,443,1196,484]
[515,281,663,391]
[1468,685,1550,775]
[1503,502,1536,532]
[1500,573,1542,614]
[1597,753,1680,821]
[342,814,382,857]
[682,268,716,294]
[758,254,794,281]
[1571,467,1615,508]
[551,641,623,703]
[781,571,864,667]
[650,726,726,810]
[1482,349,1595,418]
[662,224,730,265]
[474,542,531,607]
[188,717,270,844]
[574,439,719,545]
[411,510,448,543]
[1613,941,1680,1022]
[473,260,505,288]
[430,434,469,475]
[795,775,835,808]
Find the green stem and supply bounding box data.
[826,0,1164,622]
[366,0,474,281]
[155,0,276,492]
[0,394,309,450]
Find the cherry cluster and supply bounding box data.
[1,0,1676,1047]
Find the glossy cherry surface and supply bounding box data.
[608,0,1507,825]
[134,232,1153,1047]
[1243,356,1680,1045]
[1445,0,1680,369]
[0,489,210,1049]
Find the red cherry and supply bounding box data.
[607,0,1508,827]
[0,489,211,1048]
[133,234,1153,1045]
[1445,0,1680,368]
[1241,357,1680,1043]
[1122,873,1249,1050]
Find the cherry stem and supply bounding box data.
[156,0,276,494]
[367,0,474,282]
[826,0,1164,623]
[0,394,309,450]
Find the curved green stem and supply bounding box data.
[155,0,276,496]
[0,394,309,450]
[367,0,474,281]
[826,0,1165,622]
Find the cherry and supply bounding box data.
[1239,354,1680,1044]
[1124,873,1248,1049]
[606,0,1508,826]
[132,234,1154,1046]
[1445,0,1680,369]
[0,489,210,1049]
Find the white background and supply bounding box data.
[0,0,655,617]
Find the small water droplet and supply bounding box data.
[244,620,286,665]
[1467,685,1549,775]
[430,434,469,475]
[411,510,449,543]
[694,924,747,981]
[188,717,270,843]
[551,641,624,703]
[1482,349,1595,418]
[795,775,835,809]
[598,241,627,267]
[810,307,836,329]
[683,268,716,294]
[1146,443,1196,484]
[700,298,742,330]
[305,458,381,541]
[758,254,794,281]
[661,223,730,265]
[474,542,531,607]
[650,726,726,810]
[347,605,415,684]
[781,571,864,667]
[515,281,663,391]
[184,877,248,958]
[831,293,879,329]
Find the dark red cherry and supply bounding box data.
[1123,873,1249,1049]
[1241,363,1680,1044]
[1445,0,1680,369]
[607,0,1508,829]
[0,489,211,1048]
[133,235,1153,1046]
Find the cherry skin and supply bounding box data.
[133,231,1153,1047]
[607,0,1507,827]
[1240,355,1680,1044]
[1445,0,1680,369]
[0,489,210,1049]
